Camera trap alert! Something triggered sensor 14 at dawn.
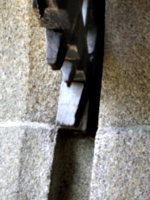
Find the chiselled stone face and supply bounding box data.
[99,0,150,127]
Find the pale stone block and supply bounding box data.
[0,127,23,200]
[26,26,61,124]
[0,0,61,124]
[0,25,29,121]
[90,126,150,200]
[0,1,60,200]
[99,0,150,127]
[18,126,56,200]
[0,125,56,200]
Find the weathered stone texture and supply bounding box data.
[0,0,61,123]
[90,126,150,200]
[0,18,29,121]
[99,0,150,127]
[0,0,150,199]
[0,0,60,199]
[26,26,61,124]
[0,125,56,200]
[91,1,150,200]
[26,3,61,124]
[18,126,56,200]
[0,127,23,200]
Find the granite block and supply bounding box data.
[0,0,61,123]
[0,0,16,10]
[90,126,150,200]
[0,127,23,200]
[0,25,29,121]
[25,0,61,123]
[18,126,56,200]
[0,0,30,122]
[99,0,150,127]
[27,0,62,123]
[26,25,61,124]
[0,125,56,200]
[1,1,150,200]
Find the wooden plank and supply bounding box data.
[56,82,84,126]
[41,8,70,29]
[46,29,67,70]
[73,70,86,82]
[61,61,75,86]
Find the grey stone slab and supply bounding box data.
[0,1,32,122]
[27,4,61,123]
[18,126,56,200]
[0,127,23,200]
[26,1,62,123]
[26,26,61,124]
[90,126,150,200]
[99,0,150,127]
[0,24,29,122]
[0,1,61,124]
[0,125,56,200]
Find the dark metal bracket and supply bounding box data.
[33,0,105,136]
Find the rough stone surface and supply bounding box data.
[0,1,61,199]
[0,125,56,200]
[0,0,61,123]
[0,0,150,199]
[26,26,61,124]
[0,9,29,121]
[0,127,23,200]
[99,0,150,127]
[27,2,61,124]
[90,126,150,200]
[0,2,30,197]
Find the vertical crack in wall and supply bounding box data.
[48,130,95,200]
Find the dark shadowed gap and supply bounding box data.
[74,0,105,136]
[86,0,105,135]
[36,0,48,17]
[48,0,105,199]
[48,130,95,200]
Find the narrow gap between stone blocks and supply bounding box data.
[48,129,95,200]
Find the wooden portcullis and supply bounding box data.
[32,0,105,136]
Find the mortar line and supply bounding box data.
[0,121,54,130]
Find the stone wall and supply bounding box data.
[0,0,150,200]
[99,0,150,127]
[91,1,150,199]
[0,0,60,199]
